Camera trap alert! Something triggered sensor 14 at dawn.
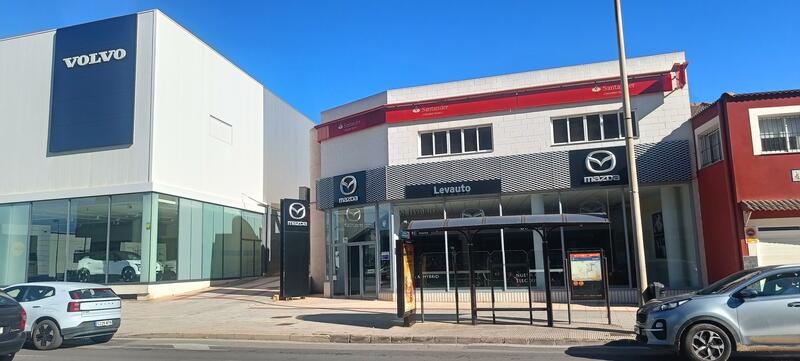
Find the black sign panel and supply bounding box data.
[405,179,501,199]
[333,171,367,206]
[280,199,310,298]
[568,146,629,187]
[49,14,138,154]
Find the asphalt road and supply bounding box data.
[10,338,800,361]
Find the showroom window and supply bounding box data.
[552,111,637,144]
[698,128,723,167]
[420,126,493,157]
[759,114,800,153]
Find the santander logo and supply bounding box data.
[62,48,127,69]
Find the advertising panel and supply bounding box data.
[49,14,138,154]
[395,242,416,320]
[280,199,310,298]
[568,251,606,301]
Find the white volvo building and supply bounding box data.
[0,10,312,297]
[312,52,705,303]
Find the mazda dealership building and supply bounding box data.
[0,11,312,297]
[312,52,704,302]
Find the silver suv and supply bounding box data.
[636,264,800,361]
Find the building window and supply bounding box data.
[552,111,637,145]
[759,114,800,153]
[420,126,493,157]
[698,128,723,167]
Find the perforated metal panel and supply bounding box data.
[317,140,693,210]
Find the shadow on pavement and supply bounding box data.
[564,342,675,361]
[296,312,400,329]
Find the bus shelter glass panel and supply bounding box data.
[501,193,560,288]
[445,198,500,288]
[67,196,109,283]
[29,200,69,282]
[393,202,444,289]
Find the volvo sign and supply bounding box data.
[48,14,137,155]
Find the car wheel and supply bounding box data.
[77,268,91,283]
[31,320,63,351]
[0,353,15,361]
[121,266,136,282]
[90,334,114,344]
[682,323,732,361]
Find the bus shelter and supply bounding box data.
[399,213,609,327]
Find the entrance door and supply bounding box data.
[347,244,377,299]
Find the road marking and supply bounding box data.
[172,343,212,351]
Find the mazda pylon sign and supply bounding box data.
[280,198,310,298]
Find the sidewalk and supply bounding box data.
[117,278,638,345]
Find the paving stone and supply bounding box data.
[390,336,412,343]
[330,334,350,343]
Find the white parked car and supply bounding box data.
[2,283,121,350]
[76,251,162,283]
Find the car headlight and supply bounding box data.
[656,299,690,312]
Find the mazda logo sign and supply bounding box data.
[585,150,616,174]
[288,203,306,220]
[340,175,357,195]
[345,208,362,222]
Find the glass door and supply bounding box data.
[346,243,377,299]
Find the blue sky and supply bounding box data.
[2,1,797,122]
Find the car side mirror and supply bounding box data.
[737,288,758,299]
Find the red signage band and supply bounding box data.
[316,65,686,142]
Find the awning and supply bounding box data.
[741,199,800,212]
[406,213,609,232]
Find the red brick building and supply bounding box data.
[692,90,800,282]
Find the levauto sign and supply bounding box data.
[48,14,137,154]
[569,147,629,187]
[333,171,367,206]
[405,179,501,199]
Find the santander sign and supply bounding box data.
[62,48,127,69]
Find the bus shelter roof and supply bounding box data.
[406,213,609,233]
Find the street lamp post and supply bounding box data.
[613,0,649,305]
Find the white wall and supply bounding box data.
[320,124,388,178]
[150,11,264,213]
[0,12,155,204]
[263,88,313,206]
[387,89,692,165]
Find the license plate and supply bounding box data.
[95,320,113,327]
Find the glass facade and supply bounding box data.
[325,184,703,297]
[0,192,265,287]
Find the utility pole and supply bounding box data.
[613,0,648,305]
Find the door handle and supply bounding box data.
[788,302,800,308]
[32,306,41,309]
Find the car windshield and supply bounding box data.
[696,268,764,295]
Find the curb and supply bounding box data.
[121,333,635,346]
